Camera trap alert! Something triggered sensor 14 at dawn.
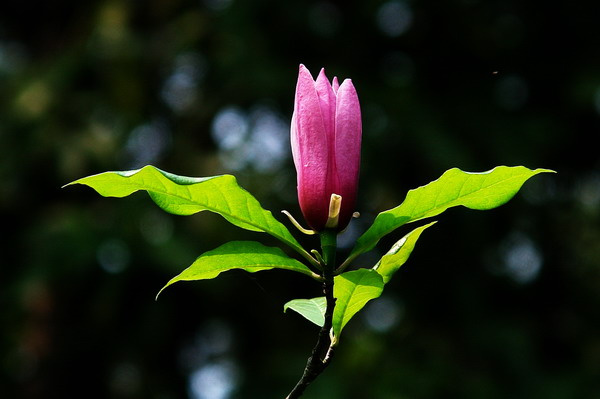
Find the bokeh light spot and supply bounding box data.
[211,105,289,172]
[211,106,249,151]
[161,52,206,113]
[364,295,403,333]
[188,359,239,399]
[500,232,543,284]
[0,41,27,75]
[575,173,600,211]
[123,120,171,168]
[15,80,52,118]
[376,1,413,37]
[97,239,130,274]
[179,321,239,399]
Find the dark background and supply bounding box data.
[1,0,599,398]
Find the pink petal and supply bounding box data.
[293,65,332,229]
[334,78,362,227]
[315,68,336,145]
[332,76,340,94]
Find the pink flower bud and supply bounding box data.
[291,64,362,232]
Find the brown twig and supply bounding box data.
[286,230,337,399]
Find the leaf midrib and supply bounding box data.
[126,173,295,246]
[351,170,534,259]
[334,277,365,329]
[191,260,312,275]
[396,172,524,221]
[378,172,528,236]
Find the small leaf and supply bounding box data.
[347,166,554,262]
[374,221,437,284]
[284,297,327,327]
[333,269,384,338]
[157,241,315,297]
[66,165,314,263]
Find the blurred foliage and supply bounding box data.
[1,0,600,398]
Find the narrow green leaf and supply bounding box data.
[347,166,554,262]
[157,241,315,297]
[333,269,384,338]
[284,297,327,327]
[66,165,313,263]
[374,221,437,284]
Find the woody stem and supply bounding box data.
[285,230,337,399]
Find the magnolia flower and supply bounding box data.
[291,64,362,232]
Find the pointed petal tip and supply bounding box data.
[298,64,317,82]
[332,76,340,93]
[316,68,331,84]
[298,64,309,75]
[316,68,332,87]
[337,78,358,97]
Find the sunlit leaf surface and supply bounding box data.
[374,221,437,284]
[348,166,554,261]
[66,165,310,259]
[158,241,314,297]
[332,269,384,338]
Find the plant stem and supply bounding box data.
[285,230,337,399]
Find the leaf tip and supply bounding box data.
[155,278,177,300]
[155,287,166,301]
[61,179,81,189]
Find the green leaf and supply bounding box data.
[284,297,327,327]
[157,241,315,297]
[332,269,384,339]
[66,165,313,263]
[347,166,554,263]
[374,221,437,284]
